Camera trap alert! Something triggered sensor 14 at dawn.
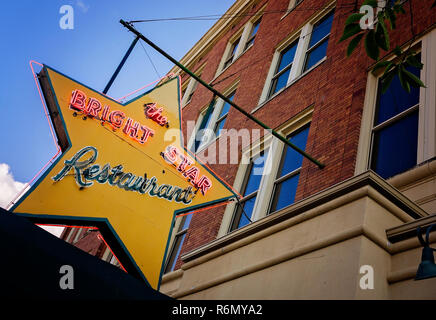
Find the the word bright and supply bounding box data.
[69,89,154,145]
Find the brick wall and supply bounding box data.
[173,0,436,269]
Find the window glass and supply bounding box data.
[165,214,193,273]
[166,233,186,273]
[243,151,268,196]
[181,214,193,230]
[370,59,421,179]
[308,11,334,48]
[371,110,419,179]
[224,38,240,69]
[231,39,240,56]
[219,92,235,118]
[303,11,334,72]
[269,41,298,96]
[231,150,268,231]
[278,42,298,73]
[269,125,310,213]
[193,101,215,152]
[251,19,261,38]
[375,65,420,125]
[236,195,257,229]
[214,92,235,136]
[304,40,329,71]
[279,125,309,176]
[270,174,299,212]
[245,18,261,49]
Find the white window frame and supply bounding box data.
[163,214,191,274]
[243,16,262,52]
[258,3,335,107]
[288,0,304,11]
[281,0,304,20]
[188,81,239,152]
[216,7,265,75]
[218,106,313,237]
[355,29,436,177]
[181,64,206,108]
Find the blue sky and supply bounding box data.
[0,0,234,205]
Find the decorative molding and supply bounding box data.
[182,170,426,264]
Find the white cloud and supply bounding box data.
[0,163,27,210]
[0,163,64,238]
[76,0,90,13]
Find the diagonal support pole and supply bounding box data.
[120,19,325,169]
[103,35,140,94]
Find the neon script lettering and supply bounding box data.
[144,103,168,127]
[52,146,195,205]
[70,89,155,145]
[162,146,212,195]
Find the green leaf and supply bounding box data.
[362,0,377,8]
[380,67,397,94]
[345,13,365,26]
[405,54,424,69]
[393,4,406,14]
[347,33,364,56]
[364,29,379,60]
[372,60,391,74]
[402,67,426,88]
[386,8,397,29]
[398,65,411,93]
[375,18,390,51]
[382,61,396,77]
[339,23,362,42]
[393,46,402,57]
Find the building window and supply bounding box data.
[218,9,264,74]
[230,150,269,231]
[269,124,309,213]
[370,60,421,179]
[164,214,193,273]
[188,84,238,152]
[181,66,204,107]
[303,10,334,72]
[214,91,235,136]
[259,8,335,105]
[223,37,241,70]
[186,80,199,104]
[356,31,436,178]
[191,101,216,153]
[218,108,313,236]
[268,40,298,98]
[244,18,261,51]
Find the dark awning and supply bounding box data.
[0,207,170,300]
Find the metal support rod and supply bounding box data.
[103,35,140,94]
[120,19,325,169]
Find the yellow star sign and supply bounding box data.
[10,65,237,290]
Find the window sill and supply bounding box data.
[252,57,327,114]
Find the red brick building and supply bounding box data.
[64,0,436,299]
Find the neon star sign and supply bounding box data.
[10,63,237,290]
